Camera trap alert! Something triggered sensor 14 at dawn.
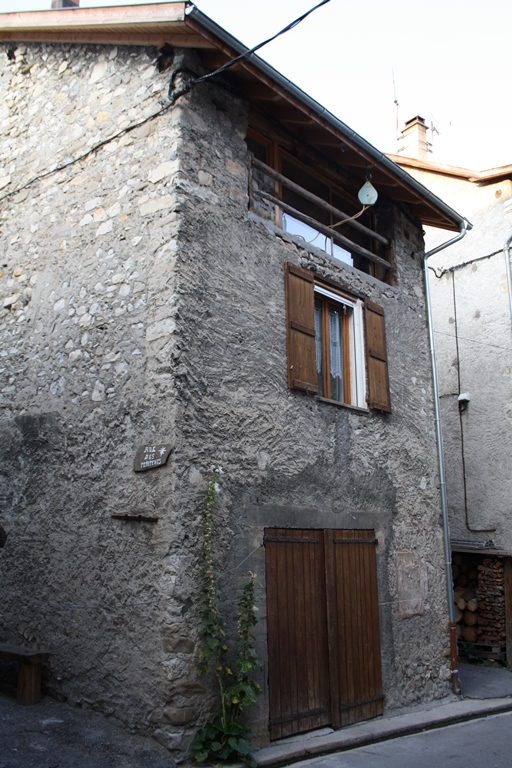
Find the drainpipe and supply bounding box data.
[424,221,468,695]
[504,233,512,329]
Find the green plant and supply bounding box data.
[192,467,261,765]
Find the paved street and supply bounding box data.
[1,662,512,768]
[0,693,175,768]
[295,711,512,768]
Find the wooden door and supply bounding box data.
[265,529,331,740]
[327,529,384,727]
[265,528,383,739]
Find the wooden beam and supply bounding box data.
[252,157,389,246]
[246,84,282,102]
[0,6,217,48]
[200,52,231,70]
[261,192,390,269]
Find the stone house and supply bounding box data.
[390,116,512,667]
[0,3,467,758]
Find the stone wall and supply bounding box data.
[167,74,452,737]
[0,39,451,757]
[0,41,211,755]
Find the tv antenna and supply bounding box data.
[392,68,399,140]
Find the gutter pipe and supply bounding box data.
[424,221,469,695]
[504,233,512,329]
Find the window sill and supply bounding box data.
[316,396,369,414]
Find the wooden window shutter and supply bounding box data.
[364,299,391,412]
[285,262,318,394]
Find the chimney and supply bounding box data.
[397,115,430,161]
[51,0,80,7]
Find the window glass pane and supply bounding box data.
[332,242,353,266]
[283,213,329,249]
[314,299,324,398]
[329,305,344,402]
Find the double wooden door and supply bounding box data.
[265,528,383,740]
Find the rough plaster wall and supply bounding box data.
[430,260,512,542]
[406,167,512,549]
[168,80,452,742]
[410,170,512,268]
[428,272,467,532]
[0,43,209,756]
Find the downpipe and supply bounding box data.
[424,221,469,695]
[504,233,512,330]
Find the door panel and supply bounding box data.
[265,528,383,738]
[330,529,384,726]
[265,529,331,740]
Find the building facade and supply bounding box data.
[391,116,512,666]
[0,5,465,756]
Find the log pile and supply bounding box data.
[453,554,506,647]
[476,558,506,644]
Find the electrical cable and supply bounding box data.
[328,205,368,229]
[451,271,496,534]
[168,0,331,102]
[0,101,174,205]
[193,0,331,85]
[433,328,512,353]
[3,1,332,203]
[429,249,503,278]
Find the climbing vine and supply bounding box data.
[192,467,261,765]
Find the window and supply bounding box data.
[246,130,392,282]
[285,262,391,412]
[280,154,368,271]
[314,285,366,408]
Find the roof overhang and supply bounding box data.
[0,2,467,232]
[0,3,202,47]
[388,153,512,186]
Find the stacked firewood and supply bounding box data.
[453,555,506,645]
[453,555,479,643]
[476,558,506,644]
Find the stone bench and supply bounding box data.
[0,643,50,705]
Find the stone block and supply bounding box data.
[164,706,196,726]
[162,635,195,655]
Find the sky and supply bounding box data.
[0,0,510,171]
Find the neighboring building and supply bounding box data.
[0,5,466,757]
[391,116,512,667]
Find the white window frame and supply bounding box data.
[314,285,367,409]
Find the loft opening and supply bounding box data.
[246,128,393,283]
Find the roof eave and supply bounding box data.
[188,6,466,233]
[0,2,467,232]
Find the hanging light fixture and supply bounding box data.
[358,171,378,206]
